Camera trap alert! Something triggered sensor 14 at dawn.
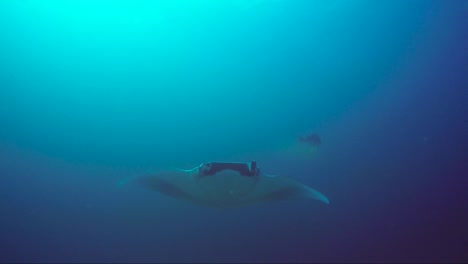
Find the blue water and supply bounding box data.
[0,0,467,262]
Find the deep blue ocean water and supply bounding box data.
[0,0,467,262]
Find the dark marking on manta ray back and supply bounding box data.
[260,187,304,202]
[138,176,192,200]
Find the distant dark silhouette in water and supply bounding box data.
[298,133,321,148]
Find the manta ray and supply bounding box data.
[135,161,329,208]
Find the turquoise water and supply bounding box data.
[0,0,466,262]
[0,0,433,167]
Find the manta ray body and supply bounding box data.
[136,161,329,208]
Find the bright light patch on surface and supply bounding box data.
[10,0,285,74]
[2,0,292,108]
